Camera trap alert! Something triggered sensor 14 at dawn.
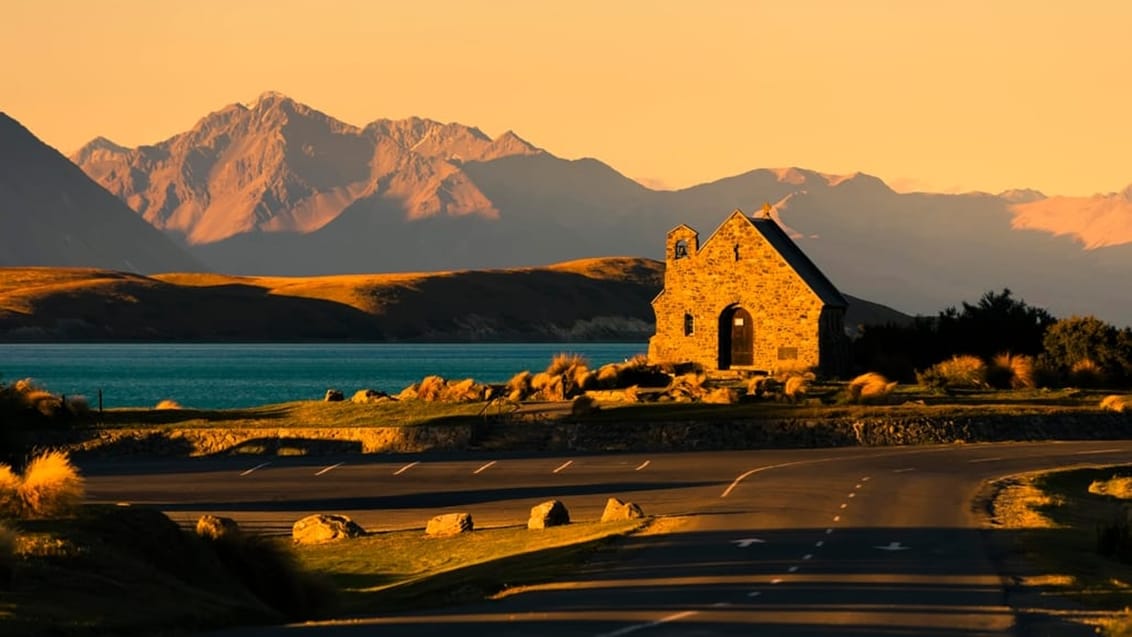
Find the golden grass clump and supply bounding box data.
[16,451,85,519]
[415,375,447,401]
[1069,358,1106,388]
[595,363,622,387]
[546,353,588,377]
[783,375,810,402]
[155,399,182,410]
[1100,395,1132,413]
[846,372,898,404]
[1088,476,1132,499]
[987,353,1036,389]
[506,371,532,402]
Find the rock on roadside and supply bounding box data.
[292,513,365,544]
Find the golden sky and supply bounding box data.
[3,0,1129,195]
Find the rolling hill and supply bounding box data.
[0,259,907,342]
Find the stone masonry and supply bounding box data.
[648,209,849,376]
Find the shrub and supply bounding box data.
[1069,358,1107,388]
[846,372,897,404]
[155,399,182,410]
[917,355,987,390]
[783,375,809,402]
[701,387,738,404]
[204,532,335,620]
[0,521,16,590]
[15,451,84,519]
[570,394,598,416]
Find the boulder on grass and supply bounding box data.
[426,512,474,537]
[528,499,570,529]
[324,389,344,402]
[600,497,645,522]
[292,513,365,544]
[195,514,240,540]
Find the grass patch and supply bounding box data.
[989,466,1132,633]
[296,519,647,614]
[98,399,488,430]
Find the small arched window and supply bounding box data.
[674,239,688,259]
[683,312,695,336]
[733,243,740,261]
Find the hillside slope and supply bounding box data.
[0,113,204,273]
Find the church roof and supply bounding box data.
[744,214,848,308]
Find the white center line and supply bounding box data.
[315,462,343,476]
[1075,448,1125,455]
[894,467,915,473]
[833,515,841,522]
[635,460,651,471]
[747,591,762,597]
[394,461,419,475]
[862,476,871,481]
[802,554,813,560]
[855,483,863,489]
[826,528,834,535]
[473,460,497,474]
[594,610,700,637]
[840,503,848,509]
[848,493,856,498]
[240,462,270,476]
[553,460,574,474]
[815,540,825,547]
[788,565,799,573]
[967,457,1004,463]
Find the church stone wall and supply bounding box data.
[648,212,844,375]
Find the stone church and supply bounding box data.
[648,208,849,377]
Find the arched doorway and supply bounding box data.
[718,306,754,369]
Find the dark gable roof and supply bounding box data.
[745,214,848,308]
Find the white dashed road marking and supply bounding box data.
[894,468,915,473]
[553,460,573,474]
[393,461,419,475]
[635,460,651,471]
[967,457,1004,463]
[594,610,699,637]
[748,591,762,597]
[315,462,343,476]
[826,528,834,535]
[240,462,270,476]
[803,554,813,560]
[815,540,825,547]
[788,566,799,573]
[473,461,496,474]
[1075,448,1125,455]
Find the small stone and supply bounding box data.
[528,499,570,529]
[426,512,474,537]
[600,497,645,522]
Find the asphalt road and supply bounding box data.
[80,441,1132,636]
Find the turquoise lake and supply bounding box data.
[0,343,646,410]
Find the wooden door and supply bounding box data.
[730,307,754,366]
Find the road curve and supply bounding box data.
[80,440,1132,636]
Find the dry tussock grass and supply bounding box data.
[506,371,532,402]
[936,355,988,388]
[1101,395,1132,413]
[17,451,85,519]
[783,375,810,402]
[988,353,1036,389]
[701,387,738,404]
[0,451,84,520]
[847,372,897,404]
[547,353,588,377]
[1089,476,1132,499]
[154,399,182,410]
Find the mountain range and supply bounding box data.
[4,92,1132,326]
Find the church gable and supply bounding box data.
[648,209,848,376]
